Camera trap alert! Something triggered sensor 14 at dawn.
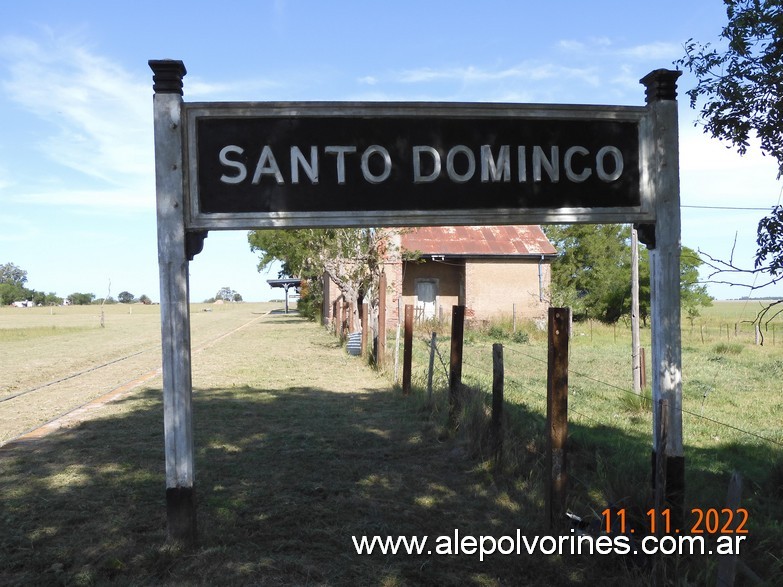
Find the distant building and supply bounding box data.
[323,225,556,328]
[394,225,556,324]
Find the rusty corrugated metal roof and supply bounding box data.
[401,225,556,257]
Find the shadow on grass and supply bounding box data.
[0,379,779,585]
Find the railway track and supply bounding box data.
[0,311,270,448]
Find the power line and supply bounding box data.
[682,205,777,211]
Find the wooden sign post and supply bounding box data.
[641,70,685,523]
[150,60,683,543]
[150,60,197,545]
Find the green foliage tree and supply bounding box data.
[545,225,632,322]
[677,0,783,323]
[248,228,392,322]
[0,262,28,287]
[67,292,95,305]
[117,291,135,304]
[31,291,63,306]
[0,262,31,304]
[215,286,241,302]
[0,283,24,305]
[138,294,152,305]
[545,225,711,323]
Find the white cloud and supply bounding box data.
[9,186,154,210]
[389,62,600,94]
[679,125,782,207]
[0,34,152,200]
[558,37,680,61]
[185,76,283,100]
[619,41,681,61]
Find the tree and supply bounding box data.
[215,286,240,302]
[138,294,152,305]
[31,291,63,306]
[545,225,633,322]
[678,1,783,177]
[248,228,393,323]
[68,292,95,305]
[545,225,711,323]
[0,262,31,304]
[118,291,135,304]
[0,262,28,287]
[677,0,783,325]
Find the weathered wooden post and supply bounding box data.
[377,272,387,369]
[361,301,369,358]
[334,296,343,340]
[322,272,330,326]
[393,297,403,383]
[150,60,197,545]
[546,307,570,530]
[402,304,413,395]
[491,343,504,464]
[449,305,465,425]
[631,226,642,394]
[641,69,684,526]
[427,332,436,402]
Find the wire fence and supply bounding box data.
[419,334,783,450]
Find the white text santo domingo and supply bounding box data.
[217,144,627,186]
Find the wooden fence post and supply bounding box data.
[361,301,369,358]
[449,305,465,425]
[640,347,647,390]
[402,304,413,395]
[427,332,436,403]
[492,343,504,465]
[394,297,403,383]
[334,297,343,340]
[377,272,387,369]
[546,307,570,530]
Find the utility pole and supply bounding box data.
[631,226,642,394]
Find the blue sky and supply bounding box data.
[2,1,781,303]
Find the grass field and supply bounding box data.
[0,301,781,585]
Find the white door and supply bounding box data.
[415,279,437,320]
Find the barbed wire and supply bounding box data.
[435,339,783,448]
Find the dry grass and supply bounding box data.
[2,301,780,584]
[398,302,783,584]
[0,304,638,586]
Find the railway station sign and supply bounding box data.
[184,102,654,229]
[152,60,683,545]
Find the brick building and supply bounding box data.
[324,225,556,329]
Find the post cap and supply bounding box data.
[149,60,187,95]
[639,69,682,103]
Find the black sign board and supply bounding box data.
[184,103,653,228]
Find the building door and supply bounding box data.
[415,279,438,320]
